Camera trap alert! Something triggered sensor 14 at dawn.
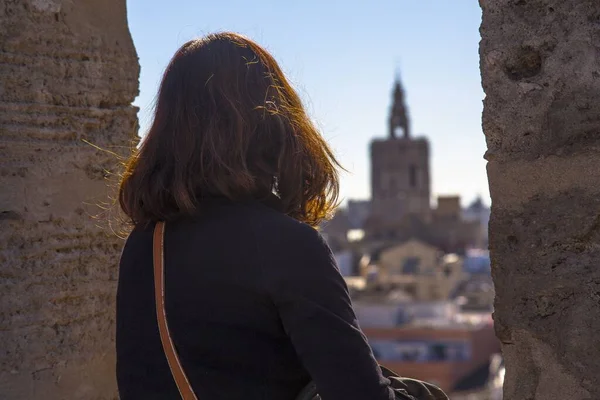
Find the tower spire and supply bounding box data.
[394,62,402,83]
[389,73,410,139]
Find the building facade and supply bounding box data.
[363,323,500,394]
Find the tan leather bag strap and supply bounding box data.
[153,221,199,400]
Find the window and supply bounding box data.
[443,266,452,277]
[430,344,447,361]
[409,164,417,188]
[394,126,405,138]
[402,257,420,274]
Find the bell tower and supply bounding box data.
[370,75,431,229]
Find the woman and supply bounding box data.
[116,32,395,400]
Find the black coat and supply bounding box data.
[116,195,394,400]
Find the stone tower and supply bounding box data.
[0,1,139,399]
[370,77,430,227]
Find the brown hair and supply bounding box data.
[119,32,340,227]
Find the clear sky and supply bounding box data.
[127,0,489,207]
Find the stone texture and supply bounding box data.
[0,0,139,398]
[480,0,600,399]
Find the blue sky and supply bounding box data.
[127,0,488,206]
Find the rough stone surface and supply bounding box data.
[0,0,139,398]
[480,0,600,399]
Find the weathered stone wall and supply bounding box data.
[0,1,139,398]
[480,1,600,399]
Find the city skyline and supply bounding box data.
[127,0,488,206]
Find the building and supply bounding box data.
[452,250,494,313]
[325,196,487,255]
[320,208,352,251]
[369,77,431,226]
[346,199,371,230]
[428,196,484,254]
[333,248,355,277]
[364,78,488,253]
[363,321,500,394]
[347,265,497,396]
[451,353,504,399]
[363,239,465,301]
[354,300,458,328]
[462,196,491,248]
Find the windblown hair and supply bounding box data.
[119,32,340,227]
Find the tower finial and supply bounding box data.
[394,59,402,83]
[394,57,402,82]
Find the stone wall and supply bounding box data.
[0,0,139,398]
[480,1,600,399]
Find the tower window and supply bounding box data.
[394,126,405,138]
[409,164,418,188]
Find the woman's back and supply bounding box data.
[116,196,393,400]
[115,32,394,400]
